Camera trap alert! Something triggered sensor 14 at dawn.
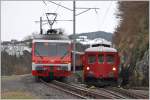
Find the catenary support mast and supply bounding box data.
[73,0,76,73]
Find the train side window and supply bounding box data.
[88,55,96,64]
[106,54,114,64]
[98,54,104,63]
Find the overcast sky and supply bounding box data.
[1,1,119,41]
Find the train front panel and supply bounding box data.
[83,52,119,80]
[32,40,72,79]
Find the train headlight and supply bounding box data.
[112,67,116,71]
[86,66,90,70]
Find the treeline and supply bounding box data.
[113,1,149,86]
[1,50,32,76]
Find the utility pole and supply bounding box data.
[73,0,76,73]
[40,17,43,34]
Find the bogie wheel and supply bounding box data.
[57,77,65,82]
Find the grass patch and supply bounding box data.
[1,74,29,80]
[1,76,15,80]
[1,75,20,81]
[74,71,83,78]
[74,71,84,82]
[1,91,37,99]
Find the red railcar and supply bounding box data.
[82,46,120,84]
[32,38,72,81]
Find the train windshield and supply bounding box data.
[98,54,104,63]
[88,55,96,64]
[106,54,114,64]
[34,42,70,57]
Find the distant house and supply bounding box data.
[76,36,111,47]
[1,40,31,57]
[11,39,18,43]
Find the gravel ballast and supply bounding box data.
[1,74,79,99]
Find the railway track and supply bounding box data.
[70,83,127,99]
[70,83,148,99]
[41,79,126,99]
[98,88,127,99]
[51,80,113,99]
[107,87,149,99]
[40,79,87,99]
[40,79,148,99]
[127,87,149,91]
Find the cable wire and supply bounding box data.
[100,1,113,29]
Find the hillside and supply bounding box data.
[69,31,112,42]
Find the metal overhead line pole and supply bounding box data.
[40,17,43,34]
[73,0,76,73]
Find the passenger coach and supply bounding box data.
[82,46,120,84]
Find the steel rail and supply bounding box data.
[69,83,126,99]
[99,88,127,99]
[52,80,116,99]
[40,79,87,99]
[126,87,149,91]
[107,87,148,99]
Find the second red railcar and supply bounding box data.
[82,46,120,84]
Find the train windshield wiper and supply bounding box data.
[35,49,43,59]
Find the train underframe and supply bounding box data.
[33,70,72,82]
[32,64,72,82]
[84,75,118,87]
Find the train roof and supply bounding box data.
[32,39,71,43]
[85,46,117,52]
[32,34,70,40]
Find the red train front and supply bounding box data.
[82,46,120,85]
[32,38,72,81]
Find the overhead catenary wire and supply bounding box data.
[47,0,73,11]
[54,2,61,13]
[76,8,91,16]
[42,0,47,6]
[100,1,113,29]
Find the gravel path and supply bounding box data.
[1,74,78,99]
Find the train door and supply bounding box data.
[95,53,105,78]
